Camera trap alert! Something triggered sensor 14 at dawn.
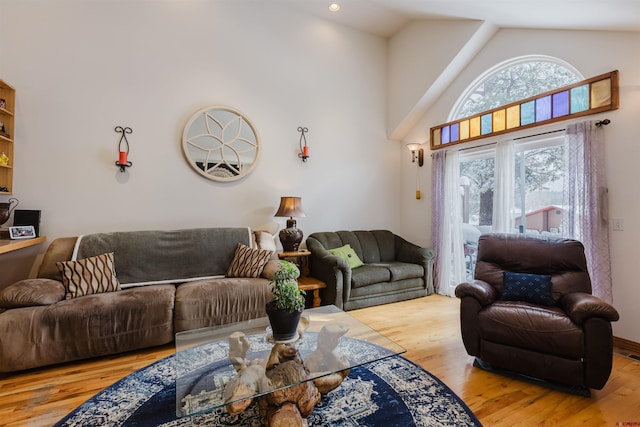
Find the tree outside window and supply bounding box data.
[453,58,580,279]
[453,60,580,120]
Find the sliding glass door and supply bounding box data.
[457,135,564,280]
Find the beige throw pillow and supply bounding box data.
[227,243,273,278]
[254,230,279,260]
[56,252,121,299]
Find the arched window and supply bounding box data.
[439,56,583,291]
[449,55,583,122]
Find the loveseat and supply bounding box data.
[0,227,279,373]
[306,230,435,310]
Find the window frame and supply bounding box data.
[449,55,584,122]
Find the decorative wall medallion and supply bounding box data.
[182,106,260,182]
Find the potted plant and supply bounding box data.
[266,260,306,341]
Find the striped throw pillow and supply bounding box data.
[226,243,273,278]
[57,252,121,299]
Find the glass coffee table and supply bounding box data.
[175,305,405,420]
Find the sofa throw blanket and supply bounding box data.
[72,227,252,288]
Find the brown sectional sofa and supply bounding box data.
[0,227,276,373]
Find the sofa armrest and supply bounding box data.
[398,245,435,263]
[395,235,436,294]
[307,237,351,309]
[455,280,497,306]
[0,279,65,309]
[37,237,77,281]
[560,292,619,325]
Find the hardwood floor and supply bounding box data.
[1,295,638,426]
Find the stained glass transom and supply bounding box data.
[431,71,618,150]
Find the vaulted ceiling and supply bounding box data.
[270,0,639,140]
[276,0,640,38]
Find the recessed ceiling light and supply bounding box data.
[328,3,341,12]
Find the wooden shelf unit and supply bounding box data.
[0,79,16,195]
[0,236,46,255]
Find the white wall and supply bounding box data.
[386,19,485,138]
[0,0,401,284]
[396,27,640,343]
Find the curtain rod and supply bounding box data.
[457,118,611,151]
[513,128,565,141]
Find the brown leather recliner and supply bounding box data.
[455,233,619,395]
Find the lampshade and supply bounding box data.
[406,143,424,167]
[406,143,421,152]
[274,197,306,219]
[274,197,306,252]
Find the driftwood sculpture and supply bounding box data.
[261,344,321,426]
[224,332,271,414]
[305,323,351,395]
[223,320,350,426]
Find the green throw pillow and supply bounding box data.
[329,244,364,269]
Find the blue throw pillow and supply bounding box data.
[501,272,554,307]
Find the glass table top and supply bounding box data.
[175,305,405,418]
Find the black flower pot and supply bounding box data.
[265,301,302,342]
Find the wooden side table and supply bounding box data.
[278,250,326,308]
[297,276,327,308]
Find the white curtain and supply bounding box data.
[435,151,466,296]
[493,140,515,233]
[431,150,445,293]
[563,121,613,303]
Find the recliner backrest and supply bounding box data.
[474,233,592,301]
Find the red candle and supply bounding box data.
[303,146,309,157]
[119,151,128,164]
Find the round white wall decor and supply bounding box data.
[182,106,260,182]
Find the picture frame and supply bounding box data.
[9,225,36,239]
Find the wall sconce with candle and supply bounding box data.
[406,143,424,199]
[115,126,133,172]
[406,143,424,167]
[274,196,306,251]
[297,126,309,162]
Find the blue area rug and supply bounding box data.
[55,334,481,427]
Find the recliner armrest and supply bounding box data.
[455,280,497,306]
[560,293,619,324]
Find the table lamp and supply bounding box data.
[274,196,306,251]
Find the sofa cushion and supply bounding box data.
[174,277,271,332]
[501,271,554,307]
[261,259,282,279]
[479,300,584,359]
[226,243,273,278]
[0,284,175,373]
[72,228,252,287]
[350,277,425,299]
[0,279,65,308]
[329,244,364,269]
[373,262,424,281]
[370,230,396,262]
[57,252,122,299]
[351,265,391,288]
